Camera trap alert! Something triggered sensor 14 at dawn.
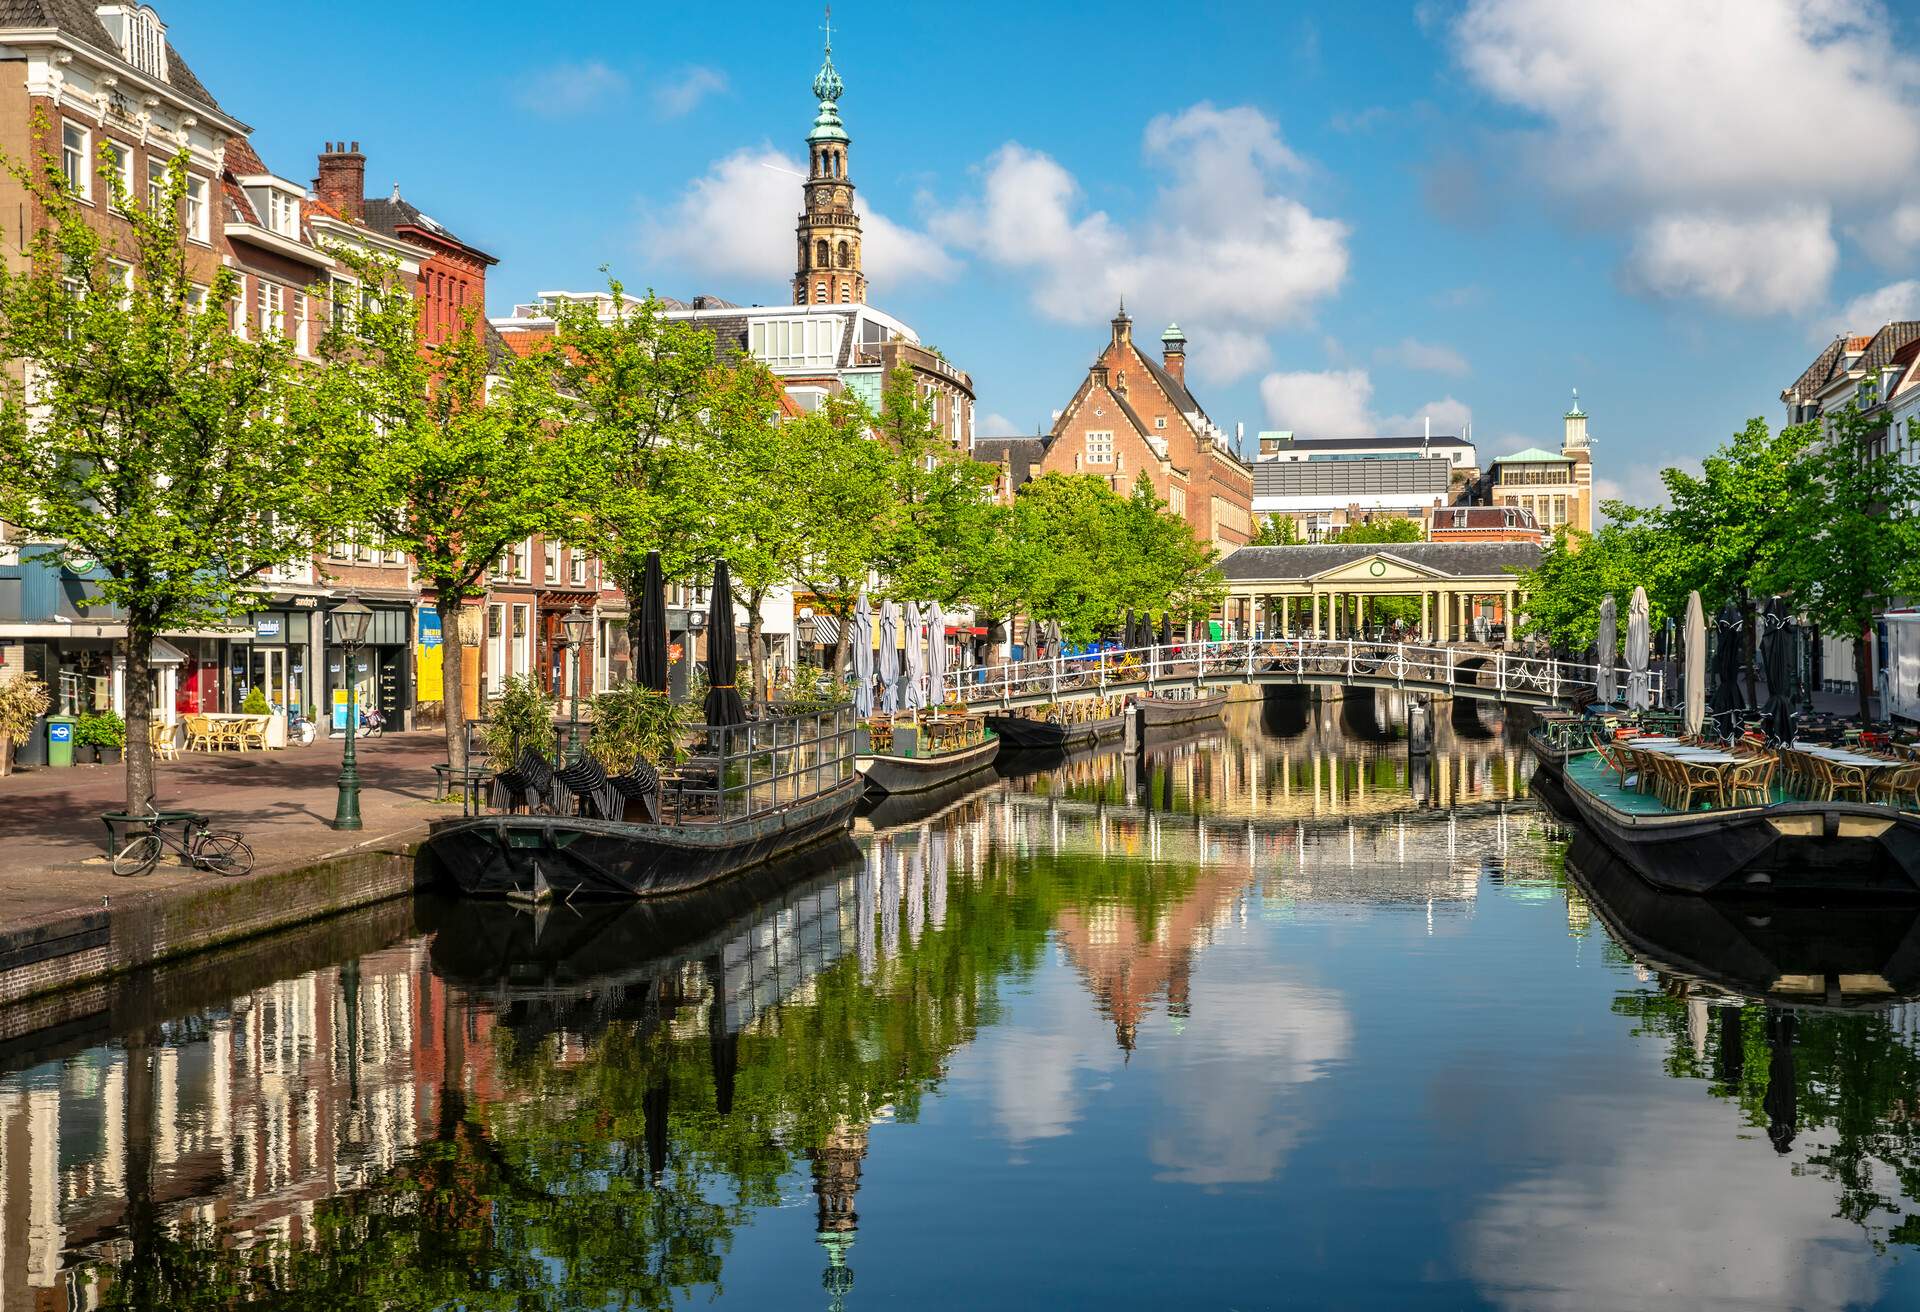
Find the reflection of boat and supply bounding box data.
[1567,831,1920,1008]
[856,768,998,833]
[991,737,1119,781]
[1135,688,1228,732]
[425,708,863,901]
[985,708,1127,750]
[1560,748,1920,897]
[857,729,999,797]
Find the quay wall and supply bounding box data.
[0,833,430,1020]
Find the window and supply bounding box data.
[106,259,133,308]
[1085,430,1114,464]
[330,277,356,331]
[259,282,284,339]
[544,541,558,583]
[569,549,586,586]
[292,292,307,354]
[146,159,164,213]
[183,175,208,242]
[1169,485,1186,515]
[61,122,90,200]
[104,140,132,209]
[1155,416,1167,430]
[266,189,298,238]
[186,283,208,314]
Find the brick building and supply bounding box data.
[1016,307,1255,551]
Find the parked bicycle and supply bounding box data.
[111,805,255,878]
[359,706,387,738]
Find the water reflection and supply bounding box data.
[6,690,1920,1307]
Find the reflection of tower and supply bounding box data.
[1764,1008,1797,1155]
[812,1122,869,1311]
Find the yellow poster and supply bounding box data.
[417,608,444,702]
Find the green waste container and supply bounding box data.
[46,714,75,768]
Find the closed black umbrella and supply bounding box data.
[703,560,746,727]
[1123,609,1136,649]
[636,550,668,694]
[1709,601,1746,736]
[1137,614,1154,649]
[1760,597,1797,744]
[1160,613,1173,649]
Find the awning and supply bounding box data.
[811,615,842,644]
[149,638,189,665]
[945,625,987,636]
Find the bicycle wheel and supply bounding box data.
[193,832,254,877]
[111,833,163,877]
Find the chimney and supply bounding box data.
[314,140,366,223]
[1161,322,1188,384]
[1110,298,1132,347]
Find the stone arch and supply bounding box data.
[836,239,849,268]
[815,238,830,269]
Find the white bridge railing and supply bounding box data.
[940,638,1660,709]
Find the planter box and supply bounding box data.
[98,746,122,766]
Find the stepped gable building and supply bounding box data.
[1026,308,1255,550]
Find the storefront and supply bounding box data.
[322,599,414,734]
[225,607,318,720]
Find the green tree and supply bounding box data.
[0,127,348,809]
[1779,403,1920,723]
[781,396,896,674]
[1328,517,1424,545]
[872,365,1001,607]
[313,254,569,772]
[1510,512,1679,651]
[1249,513,1301,545]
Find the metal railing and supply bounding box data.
[941,639,1661,710]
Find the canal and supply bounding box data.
[6,689,1920,1309]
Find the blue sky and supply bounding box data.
[164,0,1920,506]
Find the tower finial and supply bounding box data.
[812,4,843,105]
[823,3,832,56]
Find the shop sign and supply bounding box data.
[255,618,281,639]
[418,610,442,649]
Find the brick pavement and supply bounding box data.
[0,732,455,924]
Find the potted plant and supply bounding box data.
[73,711,104,764]
[91,710,126,765]
[0,674,49,775]
[587,684,695,772]
[482,676,558,770]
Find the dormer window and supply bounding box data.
[96,6,169,80]
[266,189,298,237]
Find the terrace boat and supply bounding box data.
[1134,687,1229,732]
[856,713,1000,797]
[1565,831,1920,1009]
[986,696,1128,750]
[1524,710,1592,783]
[1558,745,1920,898]
[423,706,863,902]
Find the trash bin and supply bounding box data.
[46,714,75,768]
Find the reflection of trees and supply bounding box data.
[1615,984,1920,1250]
[97,839,1217,1307]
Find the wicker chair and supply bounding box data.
[183,715,217,752]
[1669,757,1726,811]
[1868,763,1920,811]
[1810,756,1869,803]
[1724,755,1777,807]
[149,719,179,762]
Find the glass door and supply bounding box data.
[248,647,288,714]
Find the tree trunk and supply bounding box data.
[1858,618,1875,725]
[1741,591,1760,707]
[745,590,766,712]
[438,595,467,773]
[123,625,155,812]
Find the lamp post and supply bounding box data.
[330,592,373,831]
[561,604,592,762]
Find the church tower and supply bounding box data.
[794,16,867,307]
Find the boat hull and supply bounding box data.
[986,711,1127,750]
[423,778,861,900]
[1561,755,1920,898]
[1135,691,1228,731]
[857,735,1000,796]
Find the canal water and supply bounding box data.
[7,689,1920,1309]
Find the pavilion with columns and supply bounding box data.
[1217,542,1544,642]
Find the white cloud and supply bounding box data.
[1624,207,1838,316]
[653,65,727,118]
[1816,278,1920,341]
[1377,337,1470,376]
[1854,199,1920,267]
[641,146,953,291]
[1259,367,1471,438]
[514,60,628,116]
[978,412,1022,437]
[934,103,1349,384]
[1451,0,1920,312]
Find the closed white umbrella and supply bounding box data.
[1596,595,1618,705]
[902,602,927,711]
[851,590,873,717]
[1684,590,1706,737]
[1626,585,1651,711]
[926,601,948,704]
[878,600,900,714]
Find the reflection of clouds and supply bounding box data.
[1147,969,1352,1186]
[1463,1093,1882,1311]
[984,981,1119,1146]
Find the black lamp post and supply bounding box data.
[561,604,592,762]
[330,592,373,831]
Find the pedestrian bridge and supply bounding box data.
[941,638,1659,712]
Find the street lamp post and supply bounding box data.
[561,604,592,762]
[330,592,373,831]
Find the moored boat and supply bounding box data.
[424,705,863,901]
[986,697,1128,750]
[857,714,1001,796]
[1524,710,1593,783]
[1134,687,1229,731]
[1559,746,1920,898]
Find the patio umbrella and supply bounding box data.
[1123,609,1136,649]
[851,590,873,718]
[1595,595,1618,705]
[702,559,746,727]
[1761,597,1798,744]
[636,550,668,694]
[878,600,900,715]
[902,602,927,712]
[1709,600,1746,735]
[1160,613,1173,649]
[926,602,948,705]
[1136,614,1154,649]
[1683,591,1706,738]
[1626,586,1651,711]
[1027,615,1043,663]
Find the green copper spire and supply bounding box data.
[1567,386,1584,417]
[808,6,849,144]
